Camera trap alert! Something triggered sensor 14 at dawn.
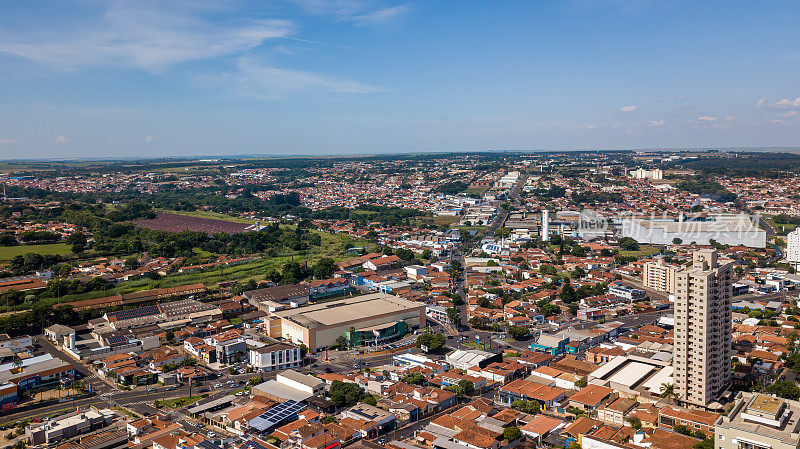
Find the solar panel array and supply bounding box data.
[248,400,306,432]
[240,440,270,449]
[196,439,221,449]
[107,305,161,321]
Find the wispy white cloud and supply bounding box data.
[293,0,366,17]
[619,105,638,112]
[0,138,18,145]
[145,135,156,142]
[201,58,382,99]
[756,97,800,110]
[771,97,800,109]
[0,2,293,72]
[293,0,411,24]
[586,124,598,130]
[647,120,664,127]
[676,95,686,101]
[351,5,411,25]
[697,116,717,122]
[783,111,799,118]
[54,136,69,143]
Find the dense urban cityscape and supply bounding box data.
[3,2,800,449]
[0,151,798,449]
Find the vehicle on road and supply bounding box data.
[148,387,157,392]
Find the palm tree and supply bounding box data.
[659,383,677,404]
[12,359,22,372]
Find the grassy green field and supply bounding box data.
[314,230,371,261]
[161,209,256,224]
[763,215,799,236]
[619,245,661,257]
[433,215,459,226]
[0,243,72,260]
[464,187,487,196]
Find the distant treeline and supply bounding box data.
[666,152,800,177]
[676,178,738,203]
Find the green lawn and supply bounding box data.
[0,243,73,260]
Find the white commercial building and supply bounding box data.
[248,343,301,372]
[276,370,324,396]
[787,228,800,270]
[629,168,664,180]
[620,214,766,248]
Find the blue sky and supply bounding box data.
[1,0,799,158]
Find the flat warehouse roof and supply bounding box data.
[607,361,655,387]
[274,293,423,328]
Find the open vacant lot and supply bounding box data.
[133,212,257,235]
[0,243,72,260]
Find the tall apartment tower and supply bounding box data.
[673,249,733,408]
[787,228,800,270]
[642,258,679,294]
[541,210,550,242]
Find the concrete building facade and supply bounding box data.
[268,293,425,349]
[643,258,680,294]
[787,228,800,270]
[715,392,800,449]
[673,249,733,408]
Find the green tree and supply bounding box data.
[401,372,427,385]
[329,380,365,406]
[446,307,460,326]
[312,258,336,279]
[416,333,446,352]
[506,325,529,341]
[510,399,540,414]
[322,416,336,424]
[694,438,714,449]
[334,335,349,350]
[469,316,491,330]
[659,383,677,404]
[618,237,640,251]
[767,380,800,400]
[503,426,522,442]
[458,379,475,396]
[560,282,577,303]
